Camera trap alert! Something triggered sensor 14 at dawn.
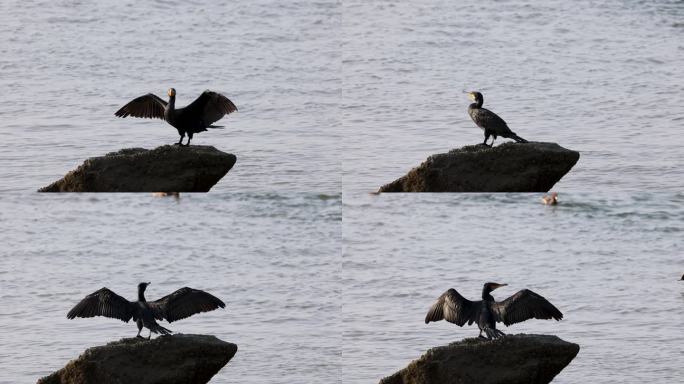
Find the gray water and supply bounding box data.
[342,192,684,384]
[1,0,683,383]
[0,193,341,383]
[0,0,341,193]
[342,0,684,193]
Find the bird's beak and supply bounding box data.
[467,92,475,100]
[147,282,151,285]
[492,283,507,290]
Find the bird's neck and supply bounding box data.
[165,97,175,122]
[138,289,147,302]
[471,99,483,108]
[482,289,494,301]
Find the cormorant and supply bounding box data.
[115,89,238,146]
[67,282,225,339]
[542,192,559,205]
[425,282,562,339]
[467,91,528,146]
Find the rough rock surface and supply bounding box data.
[379,142,579,192]
[37,334,237,384]
[39,145,236,192]
[379,334,579,384]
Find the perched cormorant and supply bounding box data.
[542,192,559,205]
[67,282,225,339]
[115,89,238,146]
[425,282,562,339]
[467,91,528,146]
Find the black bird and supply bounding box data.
[115,88,238,146]
[67,282,225,339]
[425,282,562,339]
[467,91,528,146]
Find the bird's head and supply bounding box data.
[168,88,176,97]
[467,91,483,102]
[484,282,507,292]
[138,282,151,292]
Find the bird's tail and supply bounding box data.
[510,133,528,143]
[151,324,172,335]
[207,125,225,129]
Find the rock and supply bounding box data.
[39,145,236,192]
[379,142,579,192]
[379,334,579,384]
[37,334,237,384]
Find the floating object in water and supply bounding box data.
[542,192,559,205]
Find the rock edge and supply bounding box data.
[379,334,579,384]
[39,145,236,192]
[37,334,237,384]
[379,142,579,193]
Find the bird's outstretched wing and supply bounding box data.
[425,288,481,326]
[492,289,563,326]
[148,287,225,323]
[184,90,238,126]
[114,93,167,119]
[66,288,135,322]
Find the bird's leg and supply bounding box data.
[148,329,152,340]
[478,329,486,339]
[136,329,143,338]
[482,133,491,146]
[184,133,193,147]
[175,132,185,146]
[490,136,496,147]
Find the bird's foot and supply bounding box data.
[478,335,487,339]
[136,335,144,339]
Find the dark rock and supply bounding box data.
[379,334,579,384]
[39,145,236,192]
[37,334,237,384]
[379,142,579,192]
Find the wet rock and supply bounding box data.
[379,334,579,384]
[39,145,236,192]
[379,142,579,192]
[37,334,237,384]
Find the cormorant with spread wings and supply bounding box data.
[67,282,225,338]
[115,88,238,146]
[425,282,562,339]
